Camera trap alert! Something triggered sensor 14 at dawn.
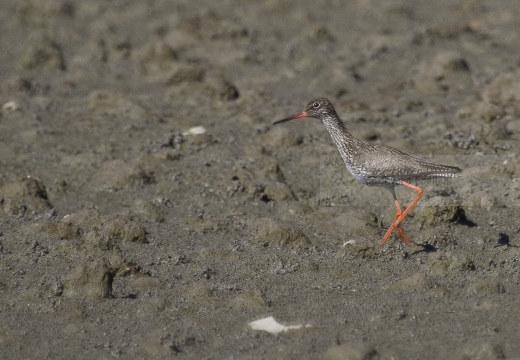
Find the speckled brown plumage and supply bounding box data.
[273,98,461,245]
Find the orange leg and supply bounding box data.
[380,181,423,246]
[390,196,409,241]
[381,188,410,245]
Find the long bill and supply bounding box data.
[272,111,308,125]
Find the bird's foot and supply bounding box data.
[395,225,412,245]
[381,216,413,246]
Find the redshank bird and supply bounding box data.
[273,98,461,245]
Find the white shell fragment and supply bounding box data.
[247,316,309,334]
[343,240,357,246]
[2,101,21,111]
[183,126,206,136]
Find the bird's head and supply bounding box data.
[273,98,336,125]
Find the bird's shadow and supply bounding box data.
[404,233,517,256]
[458,216,477,227]
[495,232,518,248]
[406,243,438,257]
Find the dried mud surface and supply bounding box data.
[1,1,520,359]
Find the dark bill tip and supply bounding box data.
[272,111,308,125]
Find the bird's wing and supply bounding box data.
[357,144,461,179]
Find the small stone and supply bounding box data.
[230,289,269,310]
[138,40,178,75]
[414,51,471,93]
[468,280,506,295]
[181,217,220,233]
[63,258,113,300]
[415,197,467,227]
[342,242,380,259]
[506,119,520,135]
[473,102,505,122]
[324,343,378,360]
[479,195,494,211]
[103,215,147,244]
[428,253,474,276]
[56,209,147,249]
[6,176,48,199]
[232,160,291,201]
[204,73,240,101]
[428,255,451,276]
[19,35,66,71]
[252,218,311,248]
[463,190,494,211]
[305,24,335,44]
[433,51,470,75]
[460,342,505,360]
[85,90,151,123]
[92,159,154,191]
[0,177,52,216]
[263,181,296,201]
[132,199,165,223]
[476,299,500,310]
[390,273,438,291]
[133,276,162,291]
[443,131,478,149]
[180,10,246,40]
[481,70,520,105]
[263,126,303,147]
[166,65,205,85]
[137,329,181,356]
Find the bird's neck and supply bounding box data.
[321,113,361,171]
[322,114,355,148]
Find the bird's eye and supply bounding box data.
[312,102,320,109]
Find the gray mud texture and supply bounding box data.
[1,1,520,359]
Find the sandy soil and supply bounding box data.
[1,1,520,359]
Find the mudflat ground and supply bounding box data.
[1,1,519,359]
